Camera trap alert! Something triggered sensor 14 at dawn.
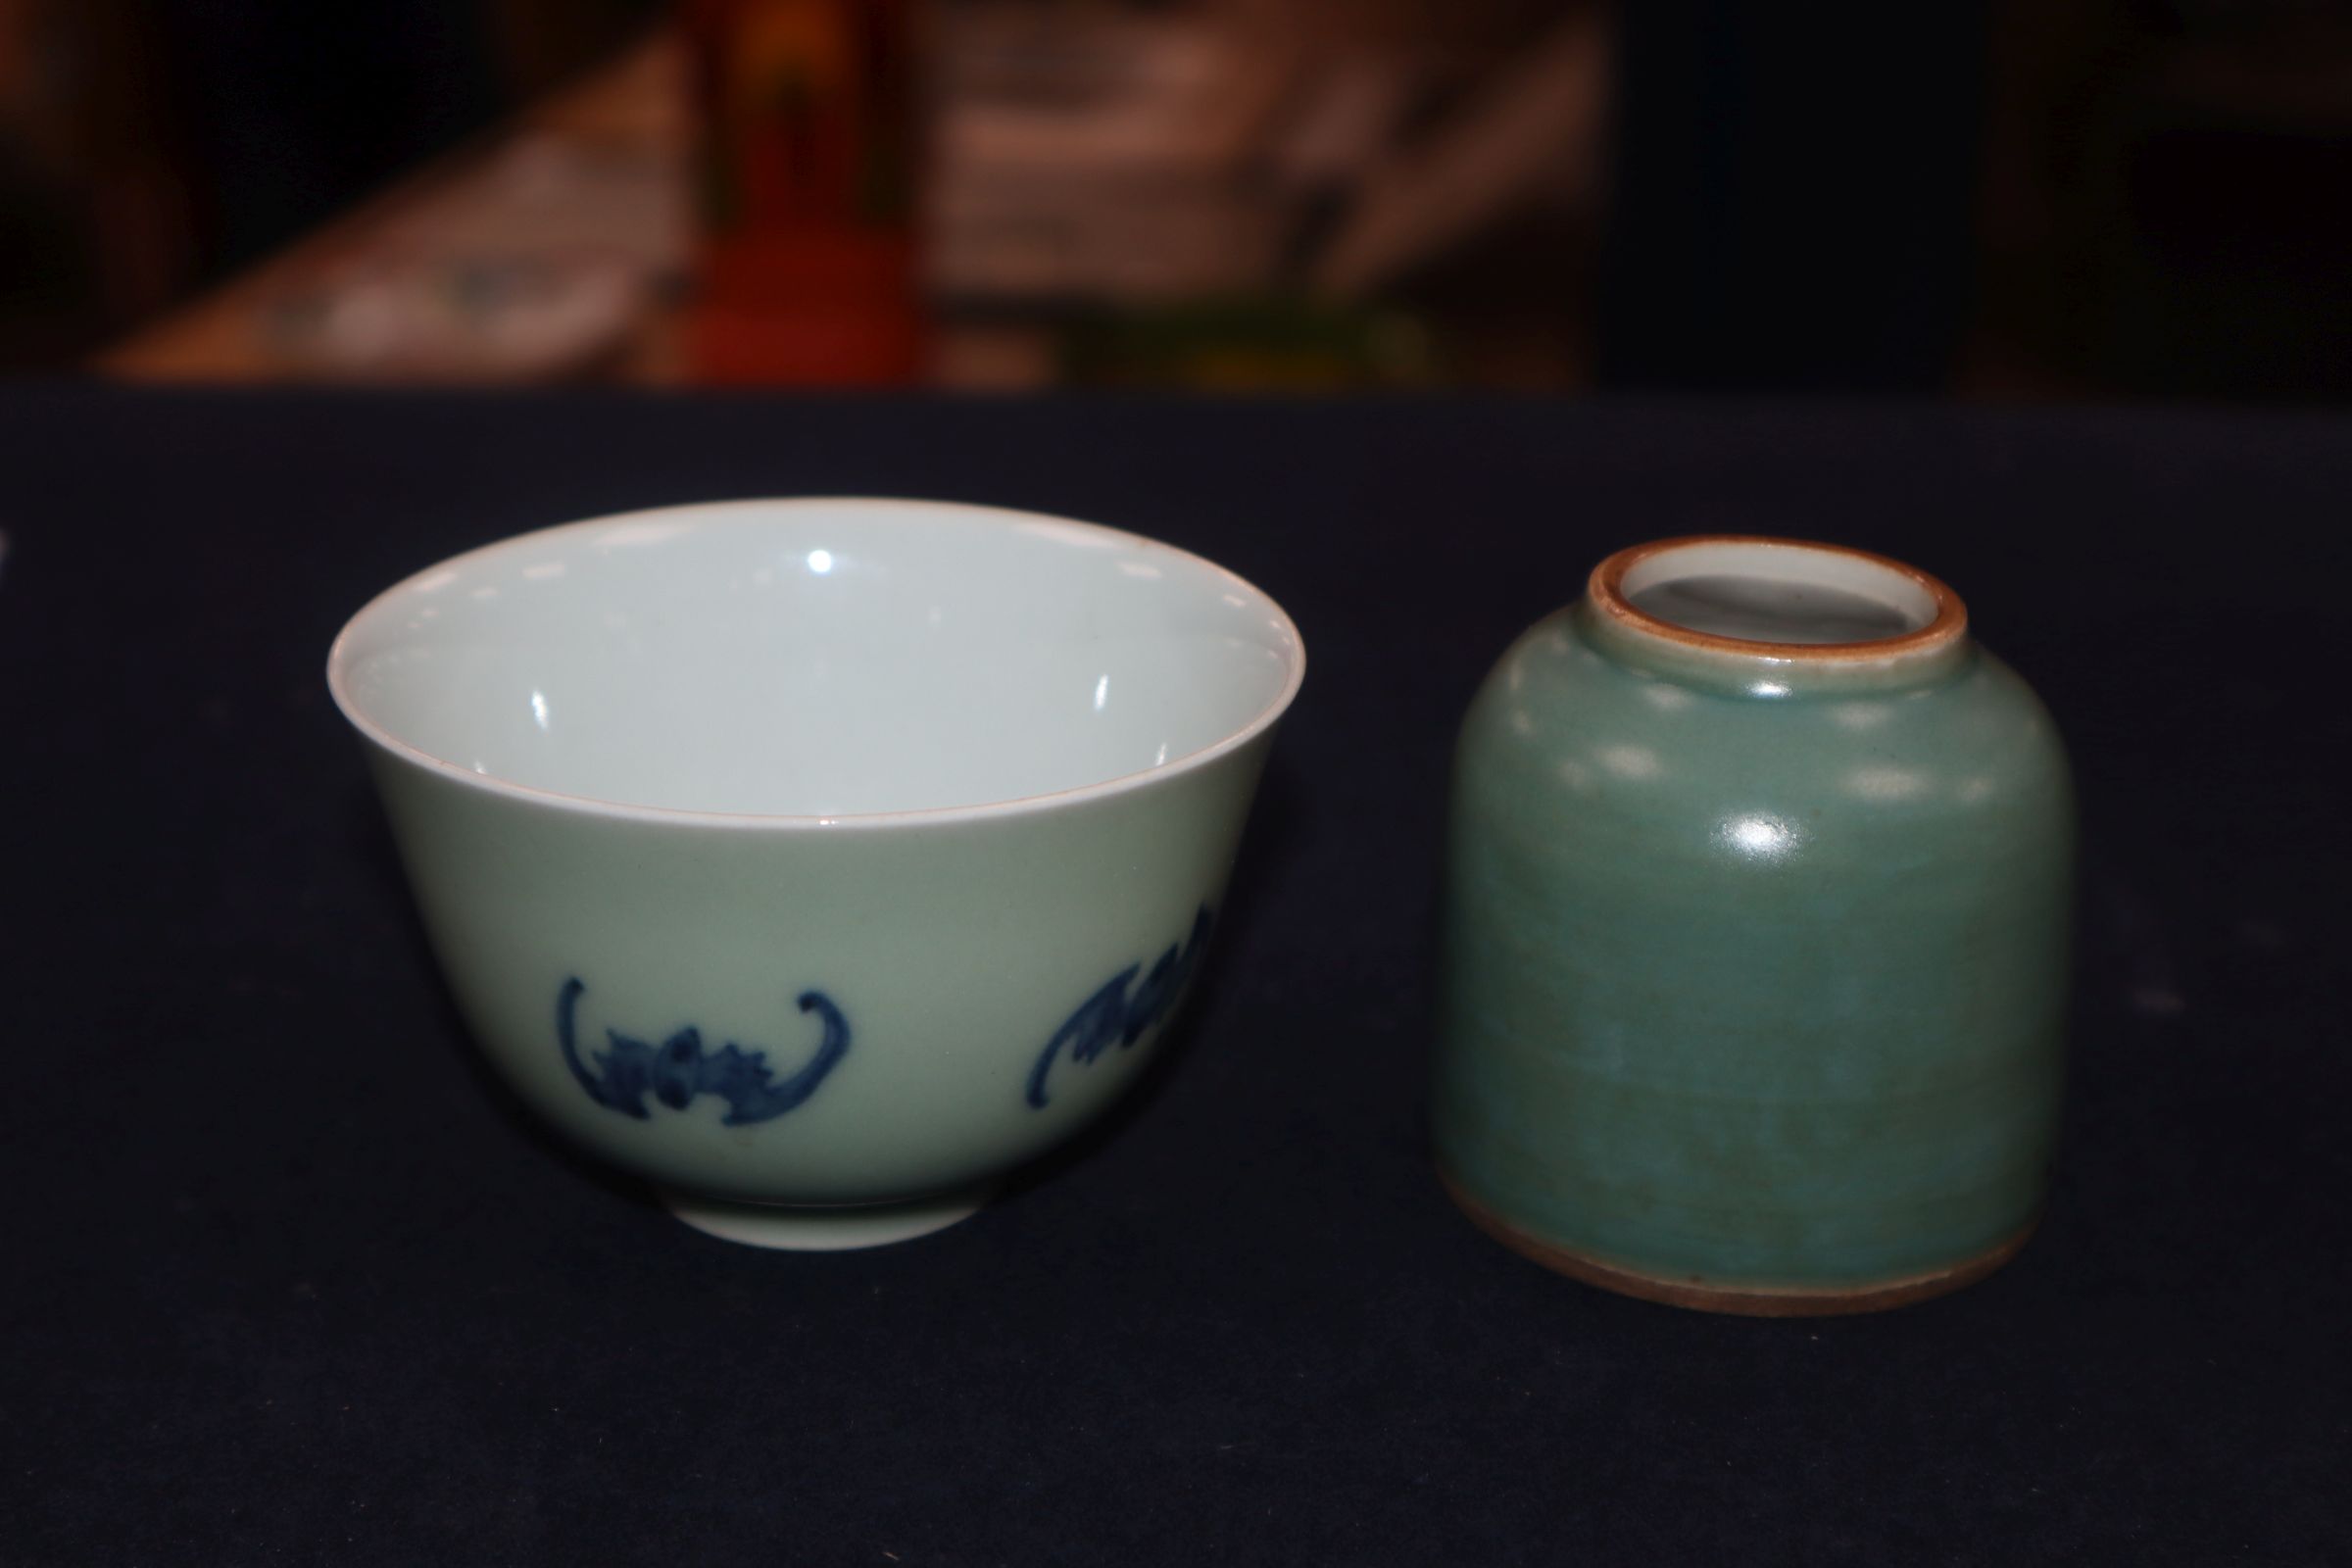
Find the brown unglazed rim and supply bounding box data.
[1440,1166,2036,1317]
[1588,534,1968,664]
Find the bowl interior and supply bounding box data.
[330,500,1302,817]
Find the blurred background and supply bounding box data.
[3,0,2346,397]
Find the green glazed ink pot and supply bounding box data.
[1434,536,2073,1314]
[329,500,1303,1250]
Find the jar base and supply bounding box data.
[659,1183,997,1250]
[1440,1167,2036,1316]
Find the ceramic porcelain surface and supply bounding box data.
[1433,537,2073,1306]
[329,500,1303,1244]
[334,498,1298,818]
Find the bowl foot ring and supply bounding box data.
[660,1182,998,1250]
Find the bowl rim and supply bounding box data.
[325,496,1306,832]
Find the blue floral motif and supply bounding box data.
[557,978,850,1125]
[1026,906,1215,1108]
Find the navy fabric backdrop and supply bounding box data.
[1,388,2345,1563]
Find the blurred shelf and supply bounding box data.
[94,31,694,386]
[88,7,1596,393]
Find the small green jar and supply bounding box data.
[1433,537,2074,1314]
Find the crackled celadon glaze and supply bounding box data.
[330,500,1303,1250]
[1433,537,2072,1313]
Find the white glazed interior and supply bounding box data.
[1619,539,1939,645]
[329,499,1303,819]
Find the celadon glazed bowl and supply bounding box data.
[1434,536,2073,1314]
[328,499,1303,1249]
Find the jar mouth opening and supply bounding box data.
[1590,536,1966,663]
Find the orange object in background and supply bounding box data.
[681,0,924,384]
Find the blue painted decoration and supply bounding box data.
[1026,906,1214,1108]
[557,978,850,1125]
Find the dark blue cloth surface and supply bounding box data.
[1,387,2344,1564]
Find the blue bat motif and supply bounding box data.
[1026,906,1215,1108]
[557,977,851,1125]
